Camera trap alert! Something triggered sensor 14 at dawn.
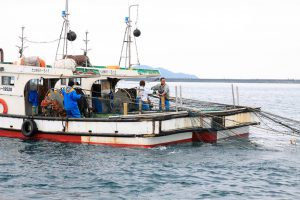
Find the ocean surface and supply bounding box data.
[1,82,300,200]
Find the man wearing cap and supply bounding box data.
[151,77,170,111]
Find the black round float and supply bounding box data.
[67,30,77,41]
[133,29,141,37]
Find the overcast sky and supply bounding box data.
[1,0,300,79]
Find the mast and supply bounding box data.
[81,31,91,56]
[119,4,141,68]
[81,31,91,67]
[62,0,69,57]
[128,5,133,68]
[55,0,76,60]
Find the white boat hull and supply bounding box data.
[0,113,252,148]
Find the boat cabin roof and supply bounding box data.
[0,63,160,79]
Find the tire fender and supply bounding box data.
[21,120,38,137]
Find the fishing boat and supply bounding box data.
[0,2,260,148]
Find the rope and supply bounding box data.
[56,20,66,60]
[254,111,300,137]
[25,38,60,44]
[134,36,140,65]
[172,94,300,143]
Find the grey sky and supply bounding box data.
[0,0,300,79]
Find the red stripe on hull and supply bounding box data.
[0,129,81,143]
[0,129,27,139]
[32,133,82,143]
[192,131,217,143]
[192,131,250,143]
[0,129,192,148]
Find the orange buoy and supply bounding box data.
[0,98,8,114]
[39,58,46,67]
[106,65,120,69]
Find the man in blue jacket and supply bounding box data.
[61,81,82,118]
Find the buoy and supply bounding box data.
[0,98,8,114]
[290,138,297,145]
[133,29,141,37]
[67,30,77,41]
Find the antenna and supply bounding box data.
[81,31,91,56]
[81,31,92,67]
[118,4,141,68]
[16,26,28,58]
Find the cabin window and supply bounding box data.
[30,79,43,86]
[69,78,81,86]
[61,78,66,85]
[1,76,14,86]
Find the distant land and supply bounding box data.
[133,65,300,84]
[135,65,199,79]
[165,78,300,84]
[131,77,300,84]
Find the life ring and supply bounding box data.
[0,98,8,114]
[21,120,38,137]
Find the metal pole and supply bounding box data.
[81,30,91,67]
[139,99,142,114]
[179,85,182,107]
[16,26,27,58]
[62,0,69,58]
[236,86,239,106]
[20,26,25,57]
[231,84,235,108]
[175,85,178,112]
[161,96,165,111]
[128,5,138,68]
[123,103,128,115]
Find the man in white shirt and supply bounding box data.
[136,80,150,110]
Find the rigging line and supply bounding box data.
[180,97,230,106]
[133,36,140,65]
[260,110,300,124]
[119,26,128,66]
[258,112,300,134]
[260,114,300,129]
[25,38,60,44]
[254,113,286,134]
[237,107,300,131]
[252,125,299,138]
[153,95,230,111]
[247,107,299,126]
[55,20,66,60]
[254,112,300,136]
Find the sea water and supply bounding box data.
[0,82,299,200]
